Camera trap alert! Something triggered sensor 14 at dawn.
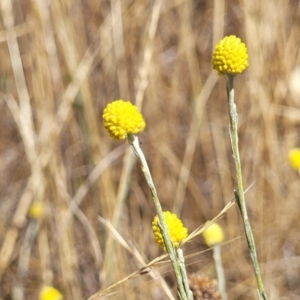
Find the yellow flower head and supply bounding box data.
[152,211,188,251]
[39,286,63,300]
[211,35,248,75]
[202,222,224,247]
[288,148,300,171]
[103,100,146,140]
[28,202,44,220]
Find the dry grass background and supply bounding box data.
[0,0,300,299]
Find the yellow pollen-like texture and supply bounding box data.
[103,100,146,140]
[212,35,248,75]
[152,211,188,251]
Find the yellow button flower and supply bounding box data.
[202,222,224,247]
[152,211,188,251]
[289,148,300,171]
[212,35,248,75]
[28,202,44,220]
[39,286,63,300]
[103,100,146,140]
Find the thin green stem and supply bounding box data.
[226,75,267,300]
[177,248,194,300]
[128,134,192,300]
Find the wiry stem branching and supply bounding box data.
[226,75,267,300]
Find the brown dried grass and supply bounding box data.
[0,0,300,299]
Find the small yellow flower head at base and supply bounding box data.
[202,222,224,247]
[39,286,63,300]
[152,211,188,251]
[212,35,248,75]
[288,148,300,171]
[103,100,146,140]
[28,202,44,220]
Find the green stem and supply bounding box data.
[177,248,194,300]
[226,75,267,300]
[128,134,192,300]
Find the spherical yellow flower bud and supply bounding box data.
[288,148,300,171]
[152,211,188,251]
[28,202,44,220]
[103,100,146,140]
[211,35,248,75]
[39,286,63,300]
[202,222,224,247]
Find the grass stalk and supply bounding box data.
[212,245,227,300]
[128,134,192,300]
[226,75,267,300]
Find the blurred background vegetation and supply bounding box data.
[0,0,300,299]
